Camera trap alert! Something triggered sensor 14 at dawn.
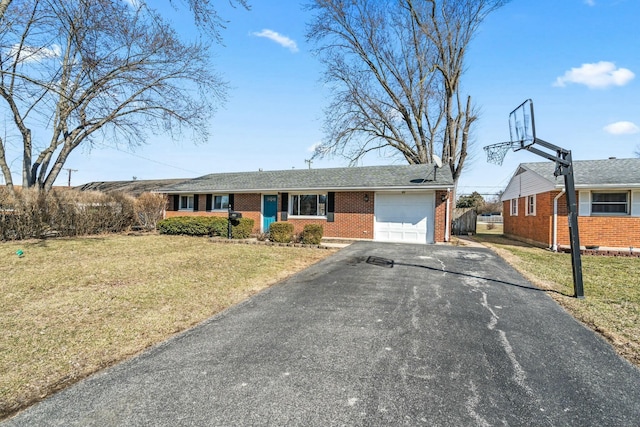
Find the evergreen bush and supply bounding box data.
[302,224,323,245]
[231,218,254,239]
[269,222,294,243]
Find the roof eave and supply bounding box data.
[156,183,454,194]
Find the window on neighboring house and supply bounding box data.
[180,195,194,210]
[290,194,327,216]
[591,191,629,215]
[510,198,518,216]
[526,195,536,216]
[213,195,229,210]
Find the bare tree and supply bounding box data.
[635,145,640,158]
[0,0,247,192]
[307,0,508,184]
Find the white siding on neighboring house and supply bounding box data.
[632,190,640,217]
[578,191,591,216]
[501,167,555,201]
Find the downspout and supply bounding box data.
[552,190,565,252]
[445,188,451,242]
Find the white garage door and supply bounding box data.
[374,192,435,244]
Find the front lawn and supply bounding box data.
[473,234,640,367]
[0,235,336,419]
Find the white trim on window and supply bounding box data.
[212,194,229,211]
[510,198,518,216]
[179,195,194,210]
[526,195,536,216]
[289,193,327,217]
[590,191,630,216]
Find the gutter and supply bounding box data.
[444,188,451,242]
[154,185,455,194]
[552,189,566,252]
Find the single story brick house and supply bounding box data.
[501,158,640,251]
[158,164,455,244]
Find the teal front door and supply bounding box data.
[263,195,278,232]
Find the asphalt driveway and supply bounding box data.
[4,242,640,426]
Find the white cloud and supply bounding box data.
[8,44,61,63]
[584,0,595,6]
[251,29,299,53]
[553,61,635,89]
[603,121,640,135]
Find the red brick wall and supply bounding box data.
[283,191,375,239]
[504,191,640,248]
[435,190,449,243]
[164,190,450,242]
[234,193,261,234]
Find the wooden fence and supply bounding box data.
[452,208,477,235]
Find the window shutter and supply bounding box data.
[632,190,640,217]
[206,194,212,211]
[172,195,179,211]
[229,194,234,210]
[327,192,335,222]
[327,192,335,212]
[192,194,198,211]
[578,191,590,216]
[281,193,288,221]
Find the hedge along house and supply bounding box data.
[501,158,640,252]
[158,164,455,244]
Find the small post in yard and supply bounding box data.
[482,99,584,298]
[227,205,232,240]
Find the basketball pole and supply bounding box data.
[520,138,585,299]
[484,99,585,299]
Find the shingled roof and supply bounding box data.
[158,164,454,193]
[519,158,640,188]
[76,179,190,197]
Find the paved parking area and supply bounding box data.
[4,242,640,426]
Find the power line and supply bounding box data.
[92,142,205,176]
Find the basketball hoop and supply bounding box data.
[481,98,584,299]
[483,141,513,166]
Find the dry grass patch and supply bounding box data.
[0,234,336,419]
[474,234,640,367]
[475,221,503,235]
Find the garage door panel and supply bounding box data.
[374,192,435,244]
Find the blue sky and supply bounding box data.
[20,0,640,197]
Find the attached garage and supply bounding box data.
[374,192,435,244]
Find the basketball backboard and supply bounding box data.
[509,99,536,150]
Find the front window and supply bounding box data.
[291,194,327,216]
[180,195,194,210]
[591,192,629,215]
[510,198,518,216]
[213,195,229,210]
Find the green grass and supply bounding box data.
[0,234,336,419]
[473,233,640,366]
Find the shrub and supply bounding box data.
[157,216,227,236]
[231,217,254,239]
[302,224,323,245]
[134,192,167,230]
[0,188,136,240]
[208,217,228,237]
[269,222,294,243]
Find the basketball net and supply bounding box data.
[483,141,513,166]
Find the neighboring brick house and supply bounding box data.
[158,164,455,244]
[501,158,640,251]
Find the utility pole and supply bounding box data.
[63,168,78,187]
[304,159,313,169]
